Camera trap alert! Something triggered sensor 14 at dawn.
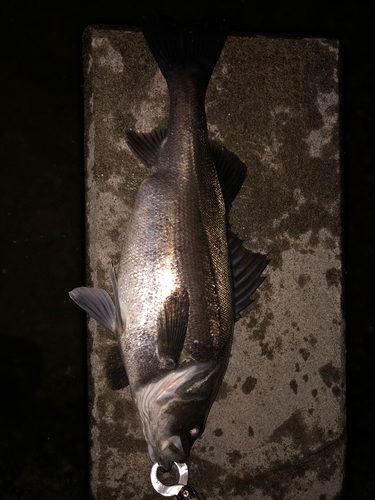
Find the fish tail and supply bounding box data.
[141,15,229,89]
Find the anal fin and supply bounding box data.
[125,128,167,169]
[157,288,189,367]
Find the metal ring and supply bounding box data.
[150,462,189,497]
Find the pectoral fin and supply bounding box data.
[228,228,269,320]
[69,286,116,333]
[157,288,189,367]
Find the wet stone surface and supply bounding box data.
[83,26,344,499]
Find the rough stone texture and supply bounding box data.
[83,25,344,500]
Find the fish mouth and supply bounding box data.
[148,445,172,471]
[163,442,187,462]
[155,458,173,473]
[148,437,187,471]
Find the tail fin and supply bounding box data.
[141,16,229,87]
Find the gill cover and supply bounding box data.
[135,361,218,465]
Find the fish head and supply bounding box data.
[146,398,208,470]
[136,361,219,469]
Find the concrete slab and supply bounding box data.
[83,25,344,500]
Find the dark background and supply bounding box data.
[0,1,374,499]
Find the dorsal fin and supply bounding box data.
[125,129,167,169]
[210,142,247,210]
[228,228,269,321]
[157,288,190,367]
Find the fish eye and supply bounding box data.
[189,426,201,439]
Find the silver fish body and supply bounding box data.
[119,83,233,469]
[70,16,268,471]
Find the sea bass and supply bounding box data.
[70,16,268,471]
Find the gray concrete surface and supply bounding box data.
[83,25,344,500]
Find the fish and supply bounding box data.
[69,15,268,471]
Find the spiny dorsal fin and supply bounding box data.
[157,288,190,367]
[210,142,247,210]
[125,129,167,169]
[105,343,129,390]
[69,286,116,333]
[228,228,269,321]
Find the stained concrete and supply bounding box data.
[83,25,344,499]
